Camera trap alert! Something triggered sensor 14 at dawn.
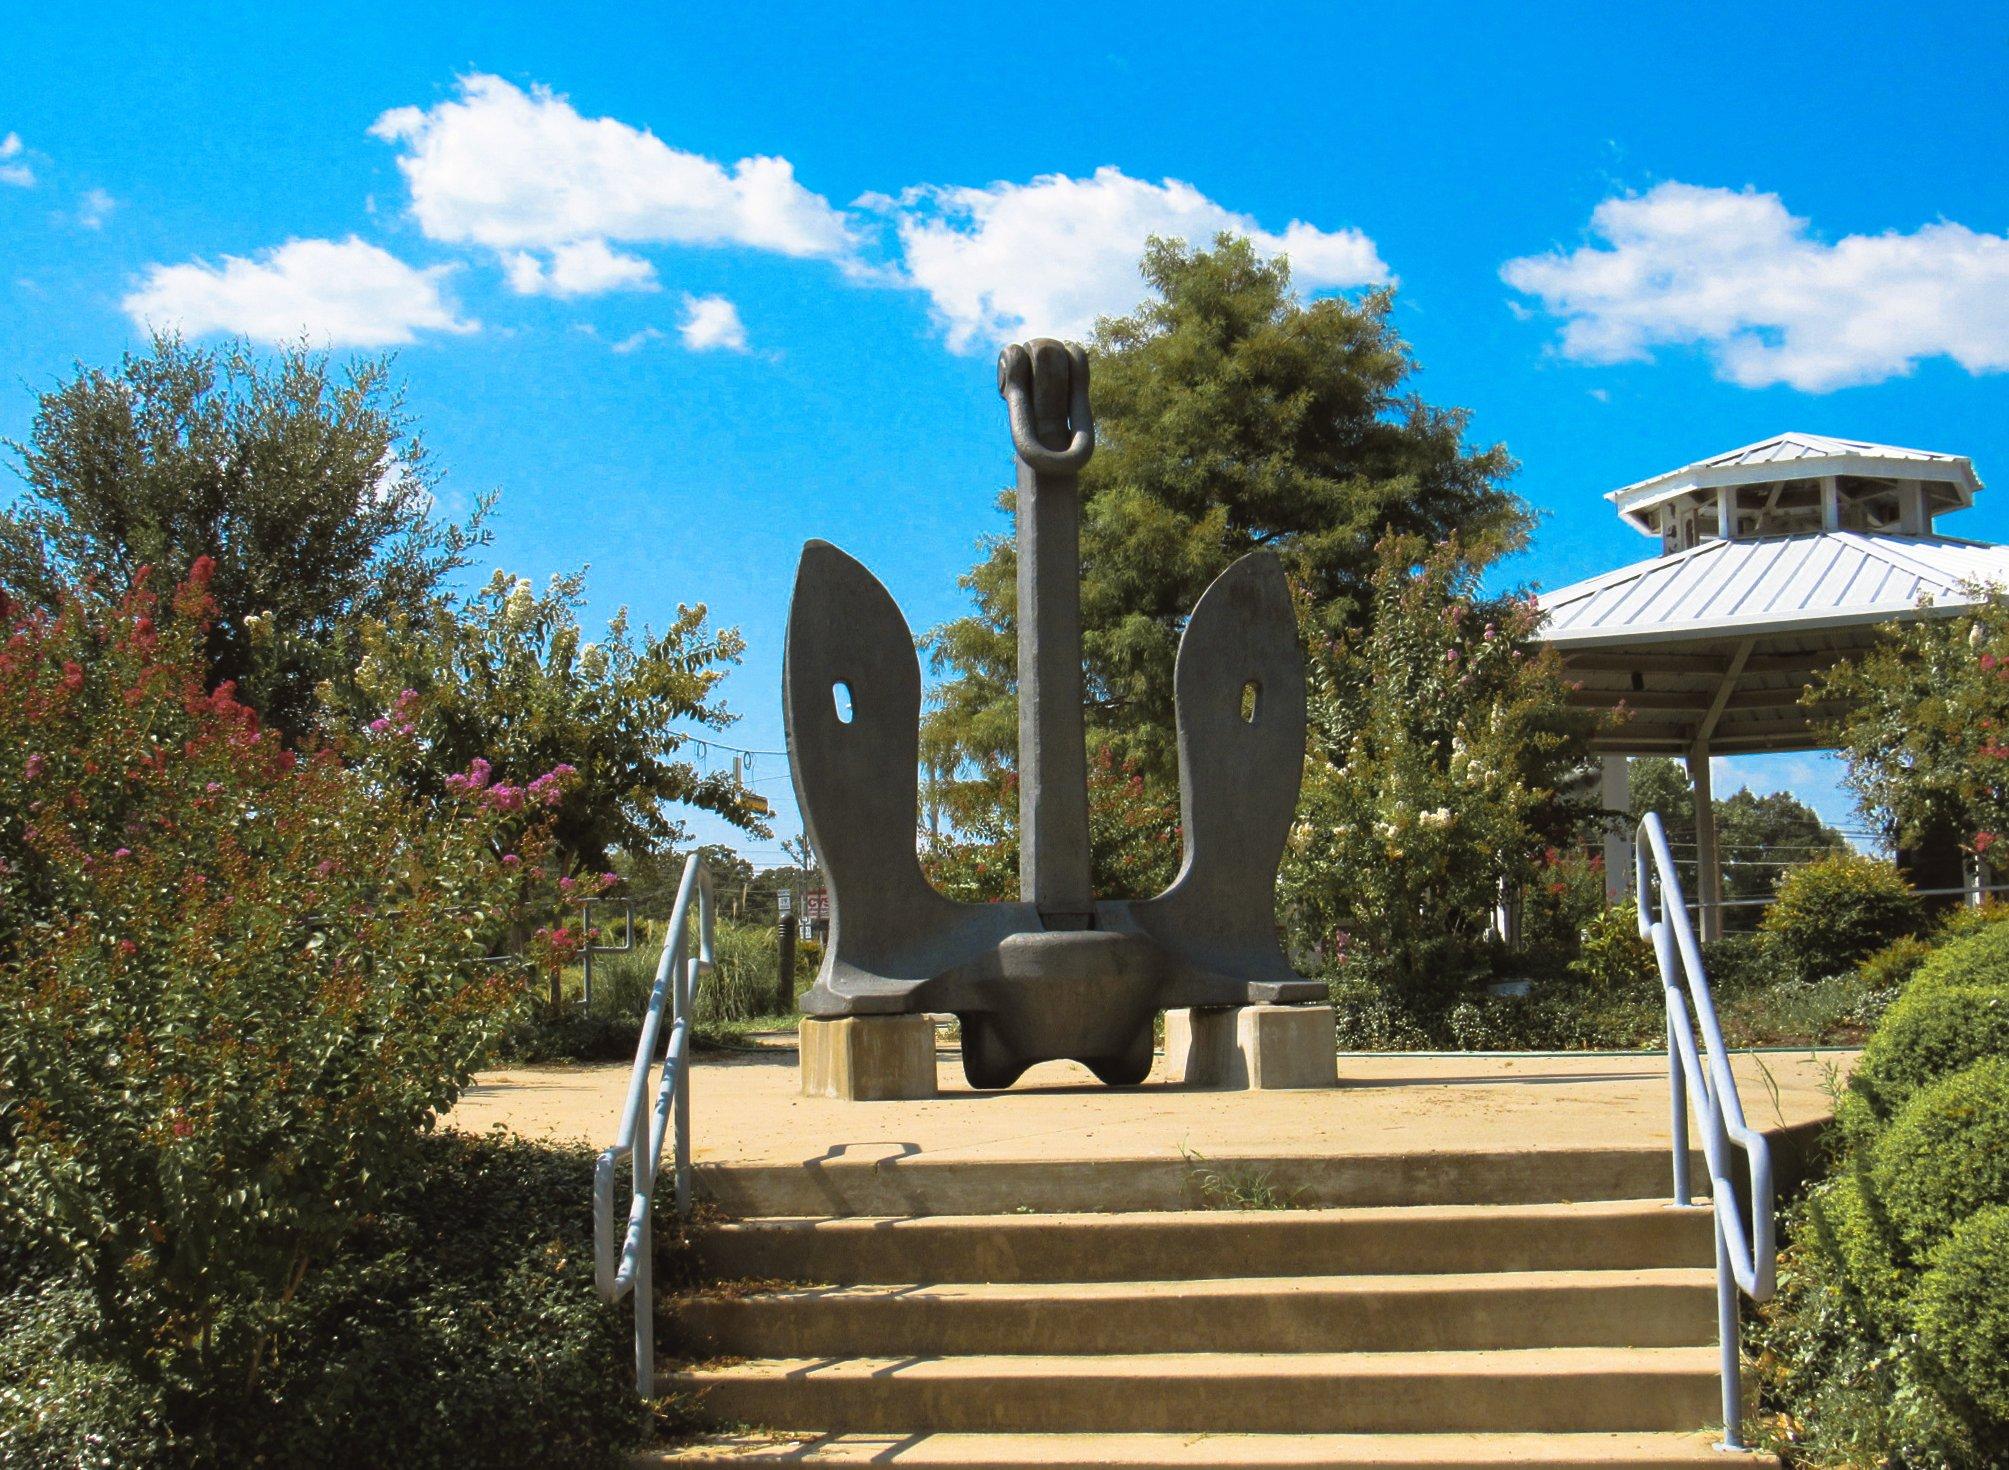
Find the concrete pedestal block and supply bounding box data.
[1166,1004,1336,1090]
[800,1015,939,1101]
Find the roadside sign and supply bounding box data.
[803,888,830,921]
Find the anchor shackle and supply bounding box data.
[998,339,1094,473]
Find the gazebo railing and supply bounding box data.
[1634,811,1775,1452]
[593,854,715,1398]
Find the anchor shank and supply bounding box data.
[1003,340,1095,926]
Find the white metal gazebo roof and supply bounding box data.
[1542,531,2009,652]
[1607,431,1981,536]
[1540,433,2001,757]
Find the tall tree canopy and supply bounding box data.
[923,235,1526,813]
[1,334,484,734]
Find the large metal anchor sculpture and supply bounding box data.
[785,339,1323,1089]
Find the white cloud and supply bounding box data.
[1501,182,2009,392]
[370,75,854,297]
[1,132,33,187]
[503,238,657,297]
[677,293,747,353]
[610,327,665,354]
[870,165,1391,352]
[123,236,474,347]
[76,187,115,229]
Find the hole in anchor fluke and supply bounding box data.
[832,681,855,724]
[1240,679,1261,724]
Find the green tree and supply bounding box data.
[1627,757,1850,906]
[921,749,1183,903]
[1814,594,2009,859]
[1,335,485,735]
[1281,537,1602,1002]
[922,235,1526,817]
[346,569,766,878]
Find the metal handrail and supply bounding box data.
[1634,812,1775,1453]
[592,854,715,1397]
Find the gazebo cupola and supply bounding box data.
[1610,432,1980,554]
[1539,432,1997,940]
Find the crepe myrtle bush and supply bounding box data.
[0,560,586,1401]
[1281,535,1604,1002]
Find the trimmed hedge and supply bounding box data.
[1803,1172,1906,1315]
[1755,924,2009,1465]
[1931,898,2009,944]
[1908,917,2009,996]
[1871,1059,2009,1257]
[1843,983,2009,1140]
[1916,1206,2009,1422]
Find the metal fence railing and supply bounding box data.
[1635,812,1775,1452]
[591,854,715,1397]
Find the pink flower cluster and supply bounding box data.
[444,757,494,796]
[525,763,577,808]
[367,688,421,739]
[444,757,579,813]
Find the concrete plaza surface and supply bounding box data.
[448,1044,1852,1215]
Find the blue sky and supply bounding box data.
[5,2,2007,864]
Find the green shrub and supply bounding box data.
[1916,1206,2009,1423]
[1699,931,1783,995]
[1752,866,2009,1463]
[1871,1059,2009,1257]
[1762,853,1920,984]
[1804,1172,1907,1317]
[1908,918,2009,996]
[0,1132,646,1468]
[1933,898,2009,943]
[1328,964,1432,1051]
[697,918,783,1026]
[1857,933,1936,997]
[587,916,780,1027]
[1718,972,1880,1047]
[0,1279,168,1469]
[1755,1181,1982,1468]
[1569,901,1657,993]
[1845,984,2009,1138]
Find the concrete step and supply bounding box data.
[663,1347,1725,1435]
[636,1430,1774,1468]
[698,1149,1706,1217]
[696,1201,1713,1285]
[674,1269,1716,1357]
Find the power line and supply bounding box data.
[679,733,789,760]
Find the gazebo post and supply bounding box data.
[1688,743,1722,943]
[1601,754,1633,900]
